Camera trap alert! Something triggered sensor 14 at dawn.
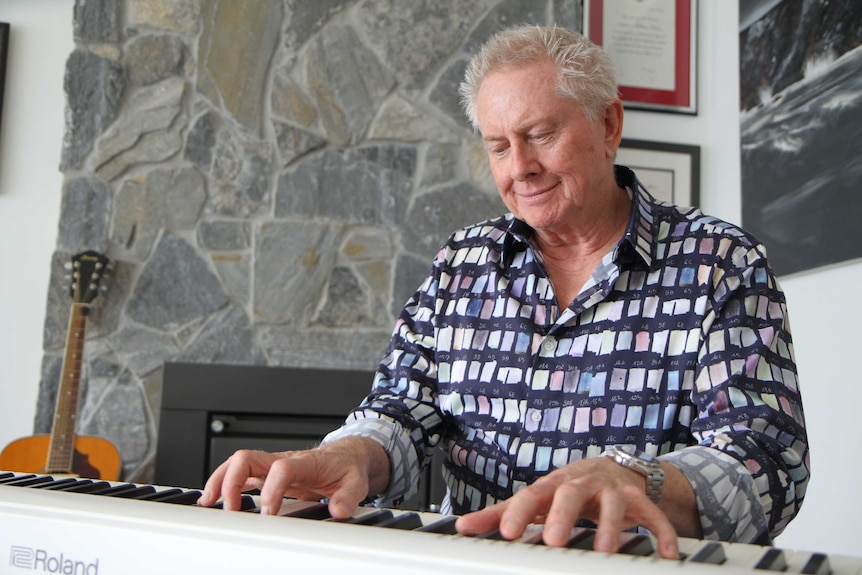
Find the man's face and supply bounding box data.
[476,59,621,233]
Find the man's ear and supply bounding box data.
[603,98,624,159]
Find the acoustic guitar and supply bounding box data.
[0,251,121,480]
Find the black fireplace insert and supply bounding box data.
[154,362,445,511]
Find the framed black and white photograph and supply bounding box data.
[584,0,697,114]
[617,139,700,207]
[739,1,862,277]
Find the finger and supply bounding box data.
[497,478,560,540]
[326,473,370,519]
[541,479,594,547]
[593,486,628,553]
[648,516,680,559]
[592,485,680,559]
[198,458,231,507]
[258,455,317,514]
[258,452,368,517]
[455,502,508,536]
[630,496,680,559]
[221,451,271,511]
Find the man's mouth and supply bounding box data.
[517,182,557,201]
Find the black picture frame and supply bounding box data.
[617,138,700,207]
[0,23,9,138]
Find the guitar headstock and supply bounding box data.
[68,251,110,304]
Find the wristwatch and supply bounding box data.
[601,446,664,504]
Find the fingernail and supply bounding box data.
[332,501,351,518]
[500,518,517,536]
[662,540,680,559]
[544,524,568,545]
[454,518,475,536]
[595,532,614,552]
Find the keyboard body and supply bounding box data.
[1,472,860,575]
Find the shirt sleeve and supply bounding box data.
[323,257,447,507]
[681,240,809,543]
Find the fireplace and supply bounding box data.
[154,362,445,511]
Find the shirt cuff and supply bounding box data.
[322,416,420,508]
[660,445,770,543]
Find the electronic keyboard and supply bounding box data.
[1,471,860,575]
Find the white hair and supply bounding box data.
[459,25,619,128]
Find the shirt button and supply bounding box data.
[542,340,556,352]
[531,412,542,422]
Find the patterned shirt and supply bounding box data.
[324,166,809,543]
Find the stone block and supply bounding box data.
[124,234,229,330]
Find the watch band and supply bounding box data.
[601,446,665,504]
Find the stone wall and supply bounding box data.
[37,0,582,481]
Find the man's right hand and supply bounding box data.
[197,436,391,517]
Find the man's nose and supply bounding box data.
[510,143,539,181]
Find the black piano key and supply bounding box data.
[0,474,37,484]
[282,502,332,520]
[689,541,727,565]
[139,488,184,501]
[474,529,508,541]
[416,515,458,535]
[800,553,832,575]
[337,509,395,526]
[157,490,203,505]
[211,495,256,511]
[3,475,56,487]
[566,528,597,550]
[48,479,95,491]
[617,533,655,556]
[520,531,545,545]
[754,547,788,571]
[32,477,79,489]
[109,485,158,499]
[60,480,109,493]
[237,495,257,511]
[89,483,139,497]
[377,512,424,530]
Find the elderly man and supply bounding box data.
[200,26,808,560]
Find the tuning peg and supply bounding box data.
[63,262,73,271]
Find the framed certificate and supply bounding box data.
[584,0,697,114]
[617,139,700,206]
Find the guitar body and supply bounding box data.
[0,434,121,481]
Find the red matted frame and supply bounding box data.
[583,0,697,114]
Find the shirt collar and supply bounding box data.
[615,165,657,270]
[500,165,661,270]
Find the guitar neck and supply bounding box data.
[46,302,90,473]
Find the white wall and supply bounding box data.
[622,1,862,559]
[0,0,858,559]
[0,2,71,453]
